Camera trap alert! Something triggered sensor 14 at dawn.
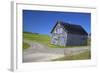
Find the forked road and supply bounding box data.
[23,40,90,62]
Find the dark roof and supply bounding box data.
[51,21,88,35]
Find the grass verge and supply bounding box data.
[52,50,91,61]
[23,42,30,50]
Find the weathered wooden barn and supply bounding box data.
[51,21,88,46]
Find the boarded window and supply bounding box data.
[57,28,63,34]
[52,38,58,44]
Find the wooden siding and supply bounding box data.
[51,23,67,46]
[66,33,87,46]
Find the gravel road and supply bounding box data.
[23,40,90,62]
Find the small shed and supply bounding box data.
[51,21,88,46]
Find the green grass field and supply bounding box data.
[52,50,91,61]
[23,32,88,48]
[23,32,68,48]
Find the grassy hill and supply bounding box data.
[23,32,89,49]
[23,32,65,48]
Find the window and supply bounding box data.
[57,28,63,34]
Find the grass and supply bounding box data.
[23,32,67,48]
[52,50,91,61]
[23,42,30,50]
[23,32,88,48]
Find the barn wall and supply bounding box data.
[51,33,67,46]
[66,33,87,46]
[51,23,88,46]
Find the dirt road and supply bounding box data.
[23,40,90,62]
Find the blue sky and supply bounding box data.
[23,10,91,35]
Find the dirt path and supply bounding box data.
[23,40,90,62]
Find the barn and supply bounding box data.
[51,21,88,46]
